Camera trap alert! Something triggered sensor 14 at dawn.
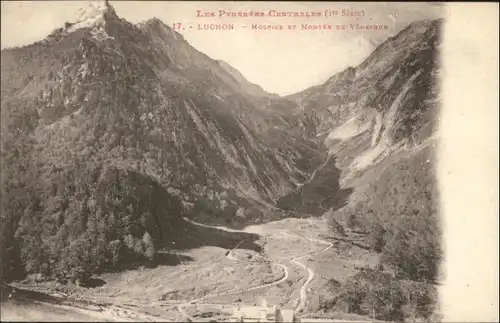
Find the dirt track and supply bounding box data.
[2,216,337,323]
[180,217,334,320]
[176,259,289,321]
[282,232,333,315]
[2,216,371,322]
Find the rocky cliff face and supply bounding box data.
[295,19,440,177]
[277,19,442,213]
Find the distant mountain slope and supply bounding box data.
[277,19,442,213]
[216,59,278,98]
[294,19,440,178]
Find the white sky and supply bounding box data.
[1,1,443,95]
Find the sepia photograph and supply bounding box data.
[0,1,498,322]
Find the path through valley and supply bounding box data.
[180,217,334,321]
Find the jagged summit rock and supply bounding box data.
[76,1,113,20]
[70,0,118,30]
[44,0,120,43]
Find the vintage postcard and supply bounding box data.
[1,1,498,322]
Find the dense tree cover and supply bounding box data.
[1,34,173,284]
[358,147,441,283]
[331,267,438,322]
[328,146,441,320]
[1,95,41,282]
[0,95,182,283]
[1,148,182,283]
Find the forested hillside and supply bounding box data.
[0,1,324,284]
[326,145,441,321]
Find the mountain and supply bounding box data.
[0,1,325,282]
[2,0,322,216]
[215,59,278,98]
[277,19,442,213]
[274,19,442,321]
[0,0,441,291]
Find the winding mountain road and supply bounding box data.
[176,257,289,321]
[281,232,333,315]
[180,217,334,320]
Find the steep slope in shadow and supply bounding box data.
[92,167,262,254]
[6,160,262,281]
[276,154,353,217]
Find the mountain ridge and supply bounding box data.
[1,1,441,292]
[276,18,441,213]
[1,0,327,282]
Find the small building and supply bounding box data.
[279,308,294,322]
[231,305,296,322]
[231,305,278,322]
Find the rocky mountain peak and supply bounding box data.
[43,0,120,43]
[70,1,118,30]
[76,0,115,21]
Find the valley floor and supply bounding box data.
[1,216,378,322]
